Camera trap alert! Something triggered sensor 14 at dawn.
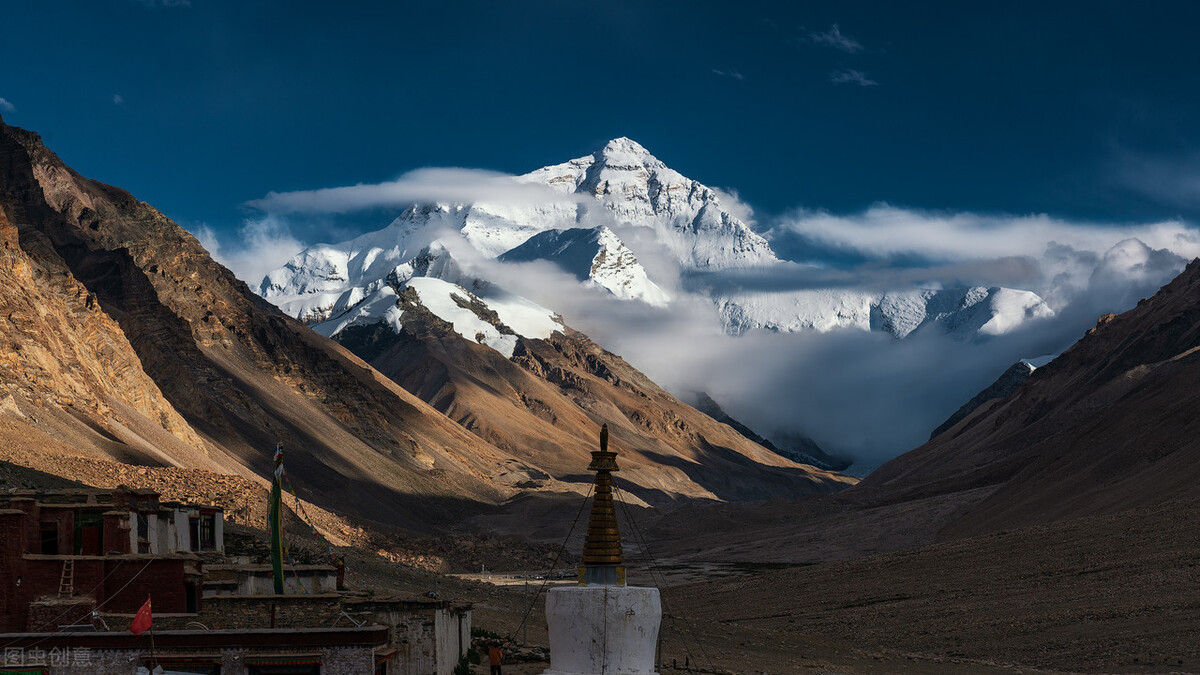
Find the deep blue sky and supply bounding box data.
[4,1,1200,241]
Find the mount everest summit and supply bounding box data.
[260,137,1055,347]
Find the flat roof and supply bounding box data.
[204,564,335,572]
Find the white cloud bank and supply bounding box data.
[0,98,15,112]
[770,205,1200,309]
[777,205,1200,261]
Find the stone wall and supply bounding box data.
[187,594,346,630]
[350,602,470,675]
[435,607,471,675]
[26,598,94,632]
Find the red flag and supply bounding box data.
[129,596,152,635]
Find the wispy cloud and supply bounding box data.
[830,69,878,86]
[193,217,304,285]
[712,68,746,81]
[112,94,124,106]
[246,168,582,214]
[806,23,864,54]
[0,98,15,113]
[557,212,1197,462]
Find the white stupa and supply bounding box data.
[543,425,662,675]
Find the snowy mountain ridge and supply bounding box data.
[716,286,1054,339]
[302,240,563,358]
[259,137,1056,346]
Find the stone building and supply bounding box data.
[0,487,472,674]
[0,487,223,633]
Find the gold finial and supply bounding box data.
[580,423,625,585]
[587,423,619,472]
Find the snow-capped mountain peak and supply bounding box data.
[596,136,666,169]
[517,138,778,270]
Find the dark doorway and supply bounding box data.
[40,522,58,555]
[185,581,199,614]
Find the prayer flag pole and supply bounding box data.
[270,443,286,595]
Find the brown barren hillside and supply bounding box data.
[859,257,1200,540]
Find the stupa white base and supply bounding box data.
[543,585,661,675]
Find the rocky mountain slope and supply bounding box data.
[0,116,850,531]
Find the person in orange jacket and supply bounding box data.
[488,645,504,675]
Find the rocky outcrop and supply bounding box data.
[0,200,210,468]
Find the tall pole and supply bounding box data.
[148,620,158,672]
[270,442,285,595]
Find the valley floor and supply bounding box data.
[456,496,1200,674]
[5,451,1198,674]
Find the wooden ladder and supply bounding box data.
[58,559,74,598]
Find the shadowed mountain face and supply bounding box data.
[860,257,1200,538]
[0,117,851,531]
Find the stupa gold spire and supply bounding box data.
[578,423,626,586]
